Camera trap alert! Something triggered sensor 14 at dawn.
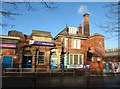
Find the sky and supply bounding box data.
[1,1,119,50]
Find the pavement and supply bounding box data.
[2,75,120,89]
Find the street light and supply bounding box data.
[33,48,38,89]
[66,27,69,66]
[34,49,38,73]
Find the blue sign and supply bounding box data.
[50,58,58,69]
[106,61,109,73]
[61,58,64,69]
[29,40,56,47]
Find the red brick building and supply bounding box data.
[1,13,106,73]
[54,13,105,71]
[0,35,20,68]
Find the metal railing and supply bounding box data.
[2,68,75,76]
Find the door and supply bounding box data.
[2,56,12,68]
[22,56,32,68]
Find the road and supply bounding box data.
[2,74,120,89]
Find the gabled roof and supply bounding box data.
[54,26,87,39]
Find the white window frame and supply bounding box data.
[68,54,83,65]
[38,52,44,64]
[72,39,81,49]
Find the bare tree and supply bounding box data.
[1,0,57,29]
[98,1,120,39]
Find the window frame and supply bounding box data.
[38,52,45,65]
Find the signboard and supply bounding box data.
[0,44,16,48]
[67,64,83,69]
[50,58,58,69]
[29,40,55,47]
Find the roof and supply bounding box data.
[89,50,101,57]
[54,26,87,39]
[89,47,105,57]
[31,30,52,38]
[8,30,25,37]
[89,33,104,38]
[105,51,120,58]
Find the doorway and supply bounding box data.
[2,56,12,68]
[22,56,32,68]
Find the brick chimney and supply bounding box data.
[78,24,82,35]
[83,13,90,37]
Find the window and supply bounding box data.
[91,57,94,61]
[72,39,81,49]
[67,55,69,65]
[97,57,100,62]
[63,38,67,47]
[73,40,76,48]
[99,41,102,48]
[74,55,78,64]
[38,52,44,64]
[68,54,83,65]
[69,27,77,34]
[79,55,82,64]
[76,40,80,49]
[70,55,73,64]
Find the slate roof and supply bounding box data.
[54,27,87,39]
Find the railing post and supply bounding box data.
[73,69,75,76]
[50,70,51,75]
[62,69,64,75]
[20,68,22,76]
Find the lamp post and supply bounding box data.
[33,48,38,89]
[66,27,69,66]
[34,49,38,73]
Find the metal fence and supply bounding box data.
[2,68,75,76]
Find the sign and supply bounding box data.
[0,44,16,48]
[67,64,83,68]
[29,40,55,47]
[106,61,109,73]
[50,58,58,69]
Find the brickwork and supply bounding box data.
[1,13,107,72]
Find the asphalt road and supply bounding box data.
[2,74,120,89]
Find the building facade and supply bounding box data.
[1,13,107,73]
[0,35,20,68]
[54,13,105,72]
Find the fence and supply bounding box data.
[2,68,75,76]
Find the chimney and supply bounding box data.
[78,24,82,35]
[83,13,90,37]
